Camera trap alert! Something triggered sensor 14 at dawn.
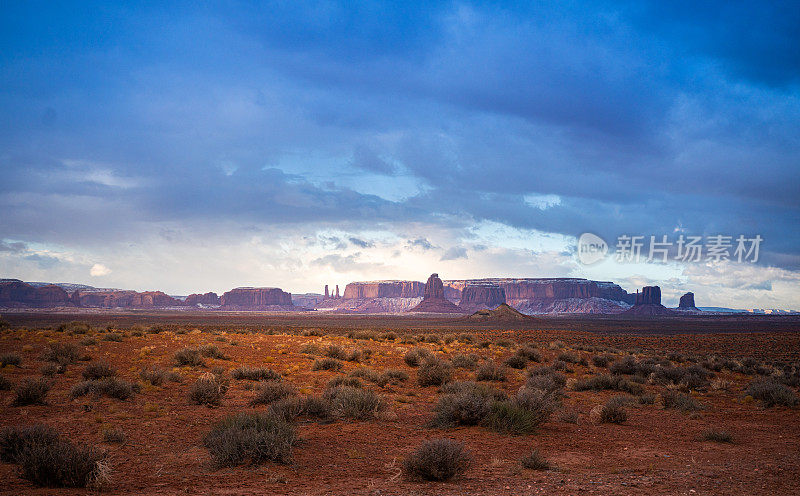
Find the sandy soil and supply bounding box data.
[0,315,798,495]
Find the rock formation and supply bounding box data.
[465,303,530,322]
[410,274,464,313]
[324,285,329,298]
[635,286,661,305]
[185,292,220,306]
[0,280,72,308]
[219,287,295,310]
[342,281,425,299]
[335,285,340,298]
[679,292,696,309]
[70,290,184,309]
[622,286,676,317]
[458,284,506,313]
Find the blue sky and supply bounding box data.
[1,1,798,308]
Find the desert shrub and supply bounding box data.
[521,449,550,470]
[325,345,348,360]
[443,334,456,344]
[701,429,733,443]
[431,390,494,427]
[418,356,453,387]
[323,385,384,420]
[381,368,408,384]
[557,352,580,364]
[549,341,565,350]
[102,332,123,342]
[40,362,62,376]
[345,349,362,362]
[573,374,644,395]
[457,333,474,344]
[599,396,628,423]
[653,364,713,390]
[328,376,363,389]
[638,393,656,405]
[102,428,125,444]
[13,378,51,406]
[79,337,98,346]
[250,381,297,406]
[57,321,91,334]
[515,345,541,362]
[485,401,541,435]
[558,410,579,423]
[203,412,296,467]
[71,377,139,400]
[0,374,11,390]
[312,358,343,372]
[298,396,333,420]
[527,367,567,391]
[189,373,228,406]
[1,352,22,367]
[451,353,478,370]
[299,344,321,355]
[199,344,228,360]
[231,367,282,381]
[139,366,171,386]
[403,438,471,482]
[0,424,59,463]
[551,360,572,373]
[404,347,431,367]
[514,387,558,425]
[504,354,528,369]
[267,396,306,422]
[82,361,116,381]
[42,343,80,365]
[592,355,611,367]
[745,378,799,407]
[661,391,704,412]
[174,347,204,367]
[19,437,107,488]
[302,329,324,337]
[476,361,507,382]
[380,331,397,341]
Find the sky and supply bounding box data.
[1,1,799,309]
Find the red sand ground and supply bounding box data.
[0,313,799,495]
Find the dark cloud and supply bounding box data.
[440,246,468,261]
[348,237,374,248]
[407,238,434,251]
[24,253,60,269]
[0,240,27,253]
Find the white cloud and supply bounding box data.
[90,263,111,277]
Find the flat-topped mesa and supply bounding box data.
[635,286,661,306]
[220,287,294,310]
[679,292,696,309]
[410,274,464,314]
[343,280,425,299]
[458,283,506,312]
[185,292,220,306]
[0,280,72,308]
[71,290,184,308]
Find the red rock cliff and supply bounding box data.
[0,280,72,308]
[410,274,464,313]
[185,292,220,306]
[634,286,661,306]
[71,290,184,308]
[458,284,506,312]
[220,287,293,309]
[343,281,424,299]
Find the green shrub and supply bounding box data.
[250,381,297,406]
[746,378,799,407]
[418,356,452,387]
[203,412,296,467]
[312,358,343,371]
[82,361,116,381]
[13,378,51,406]
[521,449,550,470]
[403,438,471,481]
[476,361,507,382]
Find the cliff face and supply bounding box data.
[622,286,676,317]
[185,292,220,306]
[444,278,635,304]
[458,284,506,312]
[343,281,424,299]
[410,274,464,313]
[71,290,184,308]
[634,286,661,306]
[220,287,294,310]
[0,280,72,308]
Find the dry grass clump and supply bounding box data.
[504,354,528,369]
[312,357,343,372]
[476,360,508,382]
[199,344,228,360]
[521,449,551,470]
[661,390,704,412]
[324,345,348,360]
[102,332,123,342]
[42,343,80,366]
[0,424,108,488]
[701,429,733,443]
[451,353,479,370]
[102,428,125,444]
[403,438,471,481]
[417,356,453,387]
[203,412,296,467]
[139,366,182,386]
[404,347,432,367]
[599,396,628,424]
[189,372,228,406]
[0,374,11,390]
[515,345,542,362]
[250,381,297,406]
[745,378,798,407]
[71,377,140,400]
[573,374,644,395]
[231,366,282,381]
[323,385,385,420]
[13,378,51,406]
[174,347,205,367]
[592,355,612,367]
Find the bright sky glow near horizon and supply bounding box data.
[1,1,799,309]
